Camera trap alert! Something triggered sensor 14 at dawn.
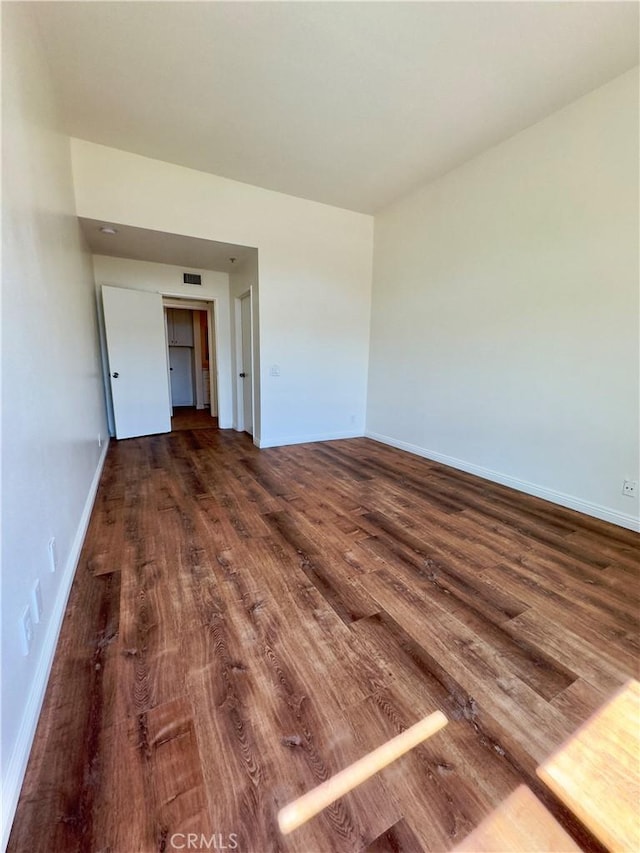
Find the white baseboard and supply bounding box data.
[257,429,363,449]
[1,439,110,852]
[365,430,640,533]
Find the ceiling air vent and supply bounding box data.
[183,273,202,286]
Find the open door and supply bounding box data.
[240,292,253,435]
[102,285,171,439]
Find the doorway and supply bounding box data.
[163,298,218,428]
[167,308,196,406]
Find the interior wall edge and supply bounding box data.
[0,439,111,852]
[365,430,640,533]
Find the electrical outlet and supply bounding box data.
[32,579,43,623]
[48,537,57,573]
[21,606,34,656]
[622,479,638,498]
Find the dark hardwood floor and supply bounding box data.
[8,427,639,852]
[170,406,218,432]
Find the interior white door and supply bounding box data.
[102,285,171,439]
[169,346,194,406]
[240,293,253,435]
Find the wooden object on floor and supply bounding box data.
[454,785,581,852]
[278,711,448,834]
[537,678,640,852]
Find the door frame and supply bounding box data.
[234,288,254,434]
[162,296,218,418]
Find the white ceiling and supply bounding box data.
[35,1,638,214]
[79,218,256,273]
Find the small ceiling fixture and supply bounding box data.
[229,257,236,264]
[99,226,118,235]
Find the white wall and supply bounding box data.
[92,255,233,430]
[71,140,374,448]
[1,5,109,846]
[368,68,640,530]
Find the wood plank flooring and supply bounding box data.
[8,429,639,853]
[170,406,218,432]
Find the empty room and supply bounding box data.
[2,2,639,852]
